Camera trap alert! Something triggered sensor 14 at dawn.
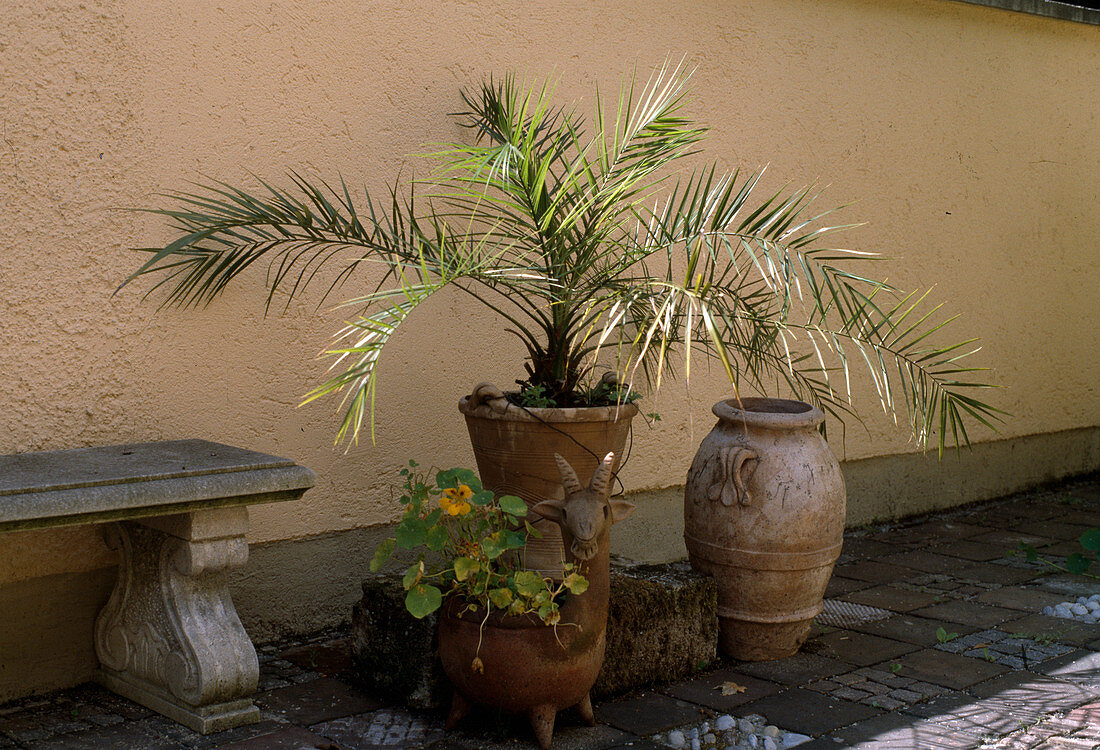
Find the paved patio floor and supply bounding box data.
[1,474,1098,749]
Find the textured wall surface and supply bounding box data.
[1,0,1097,624]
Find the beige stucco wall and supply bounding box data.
[1,0,1098,696]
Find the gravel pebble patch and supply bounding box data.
[654,714,811,749]
[1044,594,1100,625]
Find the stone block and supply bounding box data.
[350,576,446,710]
[350,560,718,708]
[595,560,718,697]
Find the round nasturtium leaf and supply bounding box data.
[402,561,424,590]
[426,525,449,551]
[437,468,482,492]
[563,572,589,595]
[369,538,395,573]
[513,570,544,597]
[454,556,480,582]
[470,490,494,507]
[481,532,508,559]
[1079,529,1100,552]
[498,495,527,517]
[405,584,442,619]
[488,587,514,608]
[394,516,428,549]
[1066,553,1091,575]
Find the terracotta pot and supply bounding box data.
[441,452,626,749]
[438,596,604,750]
[458,385,637,576]
[684,397,845,661]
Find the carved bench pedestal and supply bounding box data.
[94,507,260,733]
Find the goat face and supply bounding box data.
[534,452,636,561]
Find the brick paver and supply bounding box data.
[840,584,943,612]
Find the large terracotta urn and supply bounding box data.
[459,383,637,576]
[684,397,845,661]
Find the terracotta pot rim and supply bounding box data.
[711,397,824,429]
[459,397,639,424]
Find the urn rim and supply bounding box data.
[711,397,825,430]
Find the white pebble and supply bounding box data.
[739,719,757,734]
[763,726,781,738]
[691,727,701,740]
[691,738,701,750]
[763,738,779,750]
[1042,606,1054,616]
[716,715,735,731]
[1071,604,1089,616]
[705,733,717,745]
[749,735,760,749]
[1087,600,1100,611]
[668,730,686,748]
[1077,596,1089,605]
[781,734,813,748]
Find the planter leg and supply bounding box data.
[577,693,596,726]
[529,703,557,750]
[445,691,472,730]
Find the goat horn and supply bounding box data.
[554,453,583,496]
[589,452,615,498]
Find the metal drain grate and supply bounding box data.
[816,598,893,628]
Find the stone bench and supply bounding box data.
[0,439,316,734]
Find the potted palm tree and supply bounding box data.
[123,63,1000,578]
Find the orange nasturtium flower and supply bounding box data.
[440,484,473,516]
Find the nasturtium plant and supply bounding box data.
[370,461,588,625]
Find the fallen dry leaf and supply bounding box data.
[718,681,747,695]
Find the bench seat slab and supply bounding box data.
[93,507,261,734]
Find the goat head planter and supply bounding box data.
[438,452,634,750]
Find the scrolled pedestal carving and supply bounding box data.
[94,507,260,734]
